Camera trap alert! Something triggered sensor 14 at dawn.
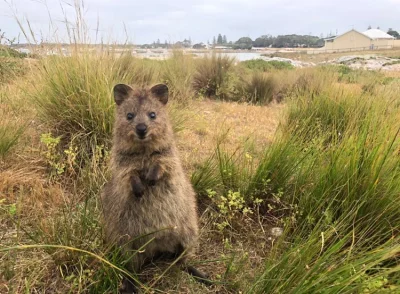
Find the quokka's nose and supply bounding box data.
[136,123,148,136]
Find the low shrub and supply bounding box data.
[193,53,236,98]
[241,59,294,72]
[0,57,25,84]
[242,72,276,104]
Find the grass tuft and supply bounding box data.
[193,53,236,98]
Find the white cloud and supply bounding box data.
[0,0,399,44]
[193,4,220,14]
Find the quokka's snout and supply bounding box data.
[135,123,147,138]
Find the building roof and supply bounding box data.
[324,29,372,41]
[362,29,395,39]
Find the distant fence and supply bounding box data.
[307,45,394,54]
[394,40,400,48]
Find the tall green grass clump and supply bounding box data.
[191,131,256,198]
[193,83,400,291]
[30,53,115,156]
[193,53,236,99]
[29,50,160,160]
[0,121,25,158]
[113,53,158,87]
[0,91,25,158]
[249,89,400,292]
[242,72,276,104]
[161,50,195,105]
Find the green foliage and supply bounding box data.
[31,54,115,156]
[192,135,256,198]
[217,34,223,45]
[336,65,386,86]
[249,89,400,292]
[4,30,400,292]
[233,37,253,50]
[113,53,158,87]
[0,199,17,217]
[383,60,400,66]
[191,153,220,195]
[193,53,236,98]
[0,46,27,58]
[253,35,274,48]
[0,89,26,159]
[30,53,158,163]
[0,119,25,159]
[291,68,329,97]
[242,72,276,104]
[285,93,352,146]
[252,34,324,48]
[0,58,25,84]
[206,189,255,231]
[272,34,323,48]
[40,133,66,178]
[241,59,294,72]
[387,29,400,39]
[192,79,400,292]
[161,50,195,104]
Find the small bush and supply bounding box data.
[242,72,276,104]
[241,59,294,72]
[383,60,400,67]
[337,66,386,86]
[30,54,115,159]
[193,53,236,98]
[0,58,25,84]
[0,46,27,58]
[292,68,329,96]
[29,51,160,161]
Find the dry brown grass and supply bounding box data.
[177,99,284,173]
[0,168,65,213]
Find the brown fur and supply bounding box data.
[101,83,199,275]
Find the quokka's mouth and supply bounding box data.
[128,130,151,142]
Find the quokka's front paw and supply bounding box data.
[130,175,145,198]
[145,164,162,186]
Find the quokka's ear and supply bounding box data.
[150,83,168,105]
[113,84,133,106]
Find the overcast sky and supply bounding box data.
[1,0,400,44]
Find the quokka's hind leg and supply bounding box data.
[183,264,212,286]
[119,253,146,294]
[174,244,213,286]
[119,276,138,294]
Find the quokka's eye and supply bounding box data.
[149,112,156,119]
[127,113,135,120]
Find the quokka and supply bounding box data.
[101,83,209,293]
